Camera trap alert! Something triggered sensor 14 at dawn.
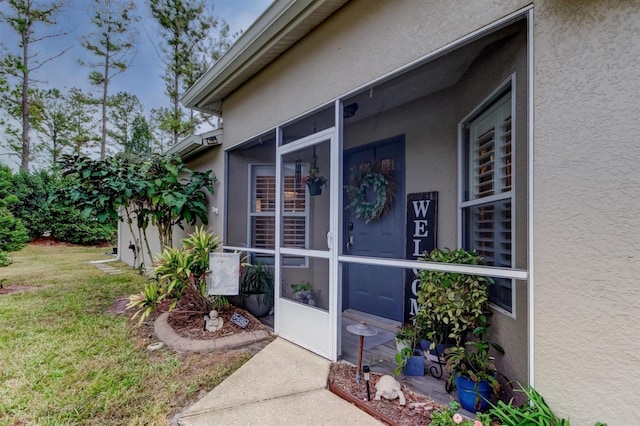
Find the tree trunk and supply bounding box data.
[101,43,110,159]
[172,34,180,146]
[20,29,31,172]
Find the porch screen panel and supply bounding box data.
[462,91,513,312]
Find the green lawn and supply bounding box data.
[0,244,248,425]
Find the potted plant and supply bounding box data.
[415,248,493,351]
[393,322,424,377]
[445,316,505,412]
[302,167,327,196]
[291,281,317,305]
[240,261,273,317]
[395,323,418,352]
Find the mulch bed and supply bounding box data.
[167,303,268,340]
[328,362,444,426]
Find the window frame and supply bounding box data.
[458,76,516,316]
[248,163,310,268]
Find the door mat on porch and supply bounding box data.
[342,317,395,350]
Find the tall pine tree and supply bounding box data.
[0,0,70,171]
[150,0,234,145]
[79,0,139,159]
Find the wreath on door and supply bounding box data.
[346,163,395,223]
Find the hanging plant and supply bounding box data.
[346,163,395,223]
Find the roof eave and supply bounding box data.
[182,0,349,116]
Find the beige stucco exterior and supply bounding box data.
[120,0,640,423]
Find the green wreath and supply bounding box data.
[347,165,395,223]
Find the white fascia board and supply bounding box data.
[181,0,349,115]
[166,129,223,159]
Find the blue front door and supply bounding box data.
[343,136,405,321]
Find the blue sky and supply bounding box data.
[0,0,273,167]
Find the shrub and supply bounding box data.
[49,206,116,245]
[0,250,12,267]
[0,207,28,253]
[4,170,53,240]
[415,248,492,347]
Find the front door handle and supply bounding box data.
[346,235,353,254]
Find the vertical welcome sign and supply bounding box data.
[404,192,438,324]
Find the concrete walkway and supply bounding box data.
[176,338,383,425]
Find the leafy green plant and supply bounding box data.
[0,168,52,240]
[415,248,492,348]
[127,281,165,325]
[394,347,412,376]
[0,251,11,267]
[128,227,222,324]
[0,172,29,253]
[49,206,116,245]
[58,153,216,268]
[445,316,505,407]
[488,385,608,426]
[290,282,313,292]
[240,261,274,306]
[395,322,420,349]
[430,401,492,426]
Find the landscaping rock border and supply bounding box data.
[154,312,272,353]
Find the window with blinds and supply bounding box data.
[462,90,514,312]
[250,165,308,266]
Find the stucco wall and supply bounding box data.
[533,0,640,423]
[223,0,529,143]
[208,0,640,423]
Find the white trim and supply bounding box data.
[333,99,343,360]
[280,247,331,259]
[275,128,338,360]
[526,7,535,389]
[278,127,335,154]
[274,127,284,333]
[460,192,512,209]
[223,246,275,256]
[458,77,517,316]
[337,255,527,280]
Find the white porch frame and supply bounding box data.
[222,7,535,383]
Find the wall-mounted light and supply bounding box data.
[343,102,359,119]
[202,135,222,146]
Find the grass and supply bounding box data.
[0,244,251,425]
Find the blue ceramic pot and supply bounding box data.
[454,373,493,412]
[404,354,424,376]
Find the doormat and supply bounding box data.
[342,317,395,350]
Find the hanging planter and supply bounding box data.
[307,179,324,196]
[302,166,327,197]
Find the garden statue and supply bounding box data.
[205,310,224,332]
[374,375,406,406]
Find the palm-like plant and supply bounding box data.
[127,227,223,324]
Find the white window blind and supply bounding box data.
[462,90,514,313]
[250,165,308,266]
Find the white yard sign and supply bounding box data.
[207,253,240,295]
